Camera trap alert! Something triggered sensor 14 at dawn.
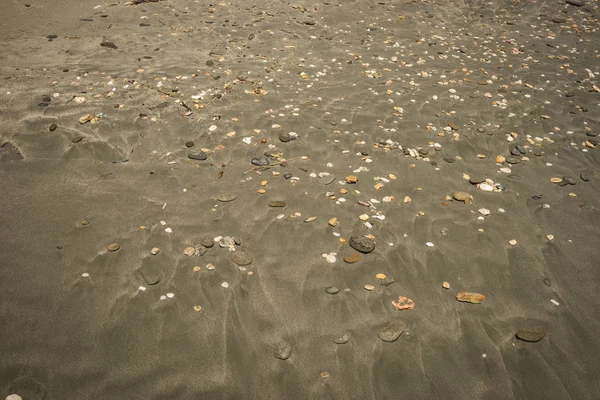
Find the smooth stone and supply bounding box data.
[378,321,405,342]
[6,395,23,400]
[42,95,52,102]
[516,145,526,154]
[107,243,120,251]
[580,173,590,182]
[516,326,546,342]
[317,175,336,185]
[563,176,577,185]
[195,245,207,256]
[200,236,214,248]
[100,41,118,49]
[274,341,292,360]
[279,132,291,142]
[268,200,287,207]
[333,334,350,344]
[231,251,253,266]
[71,136,83,143]
[506,156,521,164]
[251,156,270,166]
[533,149,543,157]
[325,286,340,295]
[343,253,362,264]
[349,235,375,253]
[469,175,486,185]
[477,127,486,133]
[284,173,292,180]
[219,236,235,248]
[443,156,456,163]
[49,123,57,131]
[566,0,585,6]
[217,194,236,202]
[510,147,521,156]
[185,141,194,148]
[188,151,207,161]
[233,237,241,245]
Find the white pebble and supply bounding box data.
[160,295,167,300]
[499,167,512,174]
[221,282,229,288]
[498,208,505,213]
[479,183,494,192]
[138,286,147,291]
[160,220,167,225]
[209,125,217,132]
[242,137,252,144]
[165,227,173,233]
[276,214,285,220]
[6,395,23,400]
[426,242,434,247]
[478,208,490,216]
[325,254,336,263]
[166,292,174,299]
[82,273,90,277]
[550,299,560,306]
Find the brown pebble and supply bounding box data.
[268,200,287,207]
[456,292,485,304]
[107,243,120,252]
[343,253,362,264]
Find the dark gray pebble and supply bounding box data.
[506,156,521,165]
[443,156,456,164]
[49,123,57,132]
[100,41,118,49]
[284,173,292,180]
[543,278,552,286]
[516,326,546,342]
[580,173,590,182]
[279,132,291,142]
[200,236,214,248]
[325,286,340,295]
[71,137,83,143]
[349,235,375,253]
[469,175,486,185]
[188,151,207,161]
[185,141,194,148]
[251,156,270,166]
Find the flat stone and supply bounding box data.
[443,156,456,163]
[185,141,194,148]
[284,173,292,180]
[71,136,83,143]
[274,341,292,360]
[453,191,473,204]
[333,334,350,344]
[268,200,287,207]
[100,41,118,49]
[343,253,362,264]
[251,156,270,166]
[317,175,336,185]
[231,251,253,266]
[566,0,585,6]
[469,175,486,185]
[378,321,405,342]
[200,236,214,248]
[349,236,375,253]
[188,151,207,161]
[325,286,340,294]
[195,245,207,256]
[506,156,521,165]
[49,123,57,132]
[581,173,590,182]
[217,194,236,202]
[6,395,23,400]
[516,326,546,342]
[107,243,120,251]
[456,292,485,304]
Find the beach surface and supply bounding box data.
[1,0,600,399]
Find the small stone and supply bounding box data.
[506,157,521,165]
[71,136,83,143]
[543,278,552,286]
[546,234,554,241]
[442,281,450,289]
[346,175,358,184]
[79,114,93,124]
[496,155,505,163]
[509,239,517,246]
[166,292,174,299]
[49,123,57,132]
[349,235,375,253]
[217,194,236,202]
[516,326,546,342]
[304,216,317,223]
[151,247,160,255]
[376,273,387,280]
[333,334,350,344]
[478,208,490,216]
[185,141,194,148]
[107,243,120,252]
[456,292,485,304]
[566,0,585,6]
[479,183,494,192]
[453,191,473,204]
[231,251,253,266]
[328,217,338,227]
[188,151,207,161]
[274,341,292,360]
[279,132,291,142]
[221,282,229,288]
[392,296,415,310]
[359,214,369,221]
[325,254,336,263]
[317,175,336,185]
[268,200,287,207]
[469,176,486,185]
[443,156,456,164]
[251,156,270,166]
[344,253,362,264]
[378,321,405,342]
[184,247,196,256]
[200,236,214,248]
[6,395,23,400]
[100,41,117,49]
[326,286,340,295]
[364,284,375,291]
[81,219,90,225]
[580,173,590,182]
[194,305,202,312]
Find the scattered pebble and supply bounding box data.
[274,341,292,360]
[349,235,375,253]
[456,292,485,304]
[516,326,546,342]
[107,243,120,252]
[378,321,405,342]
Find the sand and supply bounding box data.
[1,0,600,398]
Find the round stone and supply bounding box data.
[217,194,236,202]
[506,156,521,164]
[188,151,207,161]
[151,247,160,255]
[184,247,196,256]
[343,253,362,264]
[6,395,23,400]
[200,236,214,248]
[185,141,194,148]
[279,132,291,142]
[251,156,270,166]
[107,243,120,251]
[231,251,253,266]
[378,321,405,342]
[469,175,486,185]
[349,236,375,253]
[580,173,590,182]
[325,286,340,294]
[333,334,350,344]
[516,326,546,342]
[49,123,57,132]
[274,341,292,360]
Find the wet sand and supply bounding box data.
[1,0,600,399]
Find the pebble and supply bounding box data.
[516,326,546,342]
[184,247,196,256]
[195,245,207,256]
[100,41,117,49]
[325,286,340,294]
[456,292,485,304]
[6,395,22,400]
[364,285,375,291]
[268,200,287,207]
[479,183,494,192]
[333,334,350,344]
[343,253,362,264]
[317,175,336,185]
[509,239,517,246]
[543,278,552,286]
[219,236,235,248]
[217,194,236,202]
[580,173,590,182]
[325,254,336,263]
[188,151,207,161]
[107,243,120,252]
[151,247,160,255]
[378,321,405,342]
[185,141,194,148]
[251,156,270,166]
[442,282,450,289]
[566,0,585,6]
[505,157,521,165]
[279,132,291,142]
[274,341,292,360]
[200,236,214,248]
[231,251,253,266]
[166,292,174,299]
[469,176,486,185]
[453,191,473,204]
[349,235,375,253]
[478,208,490,216]
[221,282,229,288]
[48,123,57,132]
